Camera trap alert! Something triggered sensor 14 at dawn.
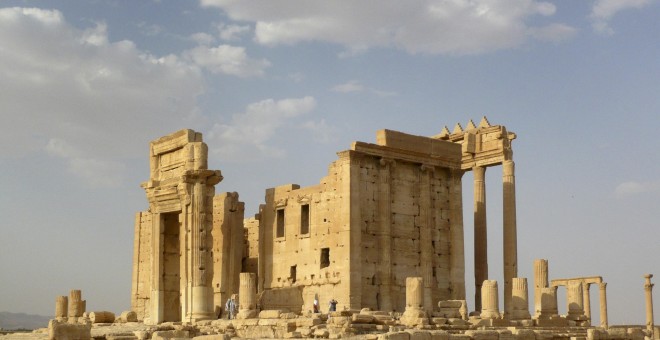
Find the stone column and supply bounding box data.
[644,274,654,336]
[481,280,500,319]
[599,282,608,329]
[473,166,488,313]
[511,278,531,320]
[55,296,68,320]
[567,281,585,320]
[378,158,394,312]
[188,180,213,321]
[539,286,558,317]
[406,277,424,311]
[236,272,258,319]
[400,277,428,327]
[68,290,83,321]
[582,281,591,325]
[534,259,549,317]
[502,160,518,317]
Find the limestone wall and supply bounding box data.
[131,211,153,321]
[211,192,245,316]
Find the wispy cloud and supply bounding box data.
[615,180,660,197]
[202,0,575,55]
[184,44,271,77]
[590,0,656,34]
[206,97,317,161]
[217,23,251,41]
[46,138,126,188]
[331,80,397,97]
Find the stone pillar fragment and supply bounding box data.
[599,282,608,329]
[400,277,428,327]
[511,278,531,320]
[502,160,518,317]
[377,158,394,312]
[55,296,68,320]
[533,259,549,317]
[567,281,585,320]
[582,281,591,325]
[480,280,500,319]
[473,166,488,313]
[236,272,258,319]
[539,287,558,318]
[645,274,654,336]
[68,290,83,320]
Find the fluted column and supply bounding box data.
[68,289,83,321]
[237,272,257,319]
[502,160,517,316]
[406,277,424,311]
[481,280,500,319]
[599,282,608,329]
[449,169,465,300]
[582,281,591,325]
[644,274,654,336]
[473,166,488,312]
[534,259,549,317]
[567,281,585,320]
[55,296,68,320]
[511,278,531,320]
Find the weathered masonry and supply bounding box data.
[131,117,521,321]
[131,130,244,324]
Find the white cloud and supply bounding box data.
[217,23,251,41]
[615,180,660,196]
[201,0,573,55]
[190,32,216,45]
[207,97,316,161]
[288,72,305,83]
[0,7,205,182]
[332,80,397,97]
[46,138,126,188]
[300,119,337,144]
[185,44,271,77]
[590,0,655,34]
[528,23,577,43]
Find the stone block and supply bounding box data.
[151,330,190,340]
[352,313,376,324]
[106,336,138,340]
[48,319,92,340]
[259,310,283,318]
[379,331,411,340]
[89,311,115,324]
[284,331,302,338]
[429,330,450,340]
[431,318,447,325]
[313,329,330,338]
[407,330,432,340]
[449,335,471,340]
[465,330,499,340]
[236,325,276,339]
[118,311,138,323]
[512,329,536,340]
[193,335,231,340]
[296,318,322,327]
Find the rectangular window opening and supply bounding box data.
[290,265,297,283]
[301,204,310,235]
[320,248,330,269]
[276,209,285,238]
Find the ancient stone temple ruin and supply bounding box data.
[39,118,658,340]
[130,118,524,323]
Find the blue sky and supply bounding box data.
[0,0,659,324]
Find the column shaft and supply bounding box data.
[449,170,465,300]
[502,160,518,316]
[511,277,531,320]
[420,165,434,313]
[406,277,424,311]
[582,281,591,325]
[644,274,654,336]
[599,282,608,329]
[481,280,500,319]
[473,166,488,312]
[55,296,68,319]
[533,259,549,317]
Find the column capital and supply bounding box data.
[420,164,435,173]
[379,157,396,168]
[599,282,607,289]
[473,165,486,179]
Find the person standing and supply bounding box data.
[329,298,338,312]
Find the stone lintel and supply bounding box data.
[551,276,603,287]
[151,129,202,156]
[350,141,461,169]
[375,129,462,161]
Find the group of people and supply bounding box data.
[313,297,338,313]
[223,294,338,319]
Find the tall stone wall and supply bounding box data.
[131,211,153,321]
[211,192,245,317]
[257,155,351,313]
